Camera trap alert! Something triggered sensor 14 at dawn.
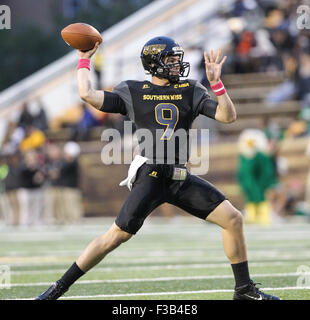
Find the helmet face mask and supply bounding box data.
[141,36,190,83]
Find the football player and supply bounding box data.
[36,36,280,300]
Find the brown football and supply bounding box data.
[61,23,102,51]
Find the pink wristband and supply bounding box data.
[77,59,90,70]
[211,80,226,96]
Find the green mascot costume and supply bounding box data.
[237,129,278,225]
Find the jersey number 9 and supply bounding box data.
[155,103,179,140]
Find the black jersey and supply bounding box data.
[101,79,218,164]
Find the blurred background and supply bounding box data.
[1,0,310,226]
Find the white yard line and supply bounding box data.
[8,272,310,287]
[60,286,310,299]
[10,260,310,275]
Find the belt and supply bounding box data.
[170,166,187,180]
[149,164,187,181]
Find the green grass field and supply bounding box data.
[0,217,310,300]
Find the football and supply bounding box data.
[61,23,102,51]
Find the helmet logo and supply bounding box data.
[143,44,166,55]
[172,46,183,54]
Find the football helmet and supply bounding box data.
[140,36,190,83]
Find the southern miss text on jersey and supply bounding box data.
[101,79,218,164]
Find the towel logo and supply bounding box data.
[149,171,158,178]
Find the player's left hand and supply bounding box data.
[204,50,227,85]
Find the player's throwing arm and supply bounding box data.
[77,42,104,109]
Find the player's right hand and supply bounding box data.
[78,42,100,59]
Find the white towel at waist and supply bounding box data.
[119,155,149,191]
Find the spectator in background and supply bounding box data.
[33,99,49,133]
[2,147,21,225]
[18,150,45,225]
[70,103,101,141]
[234,30,257,73]
[44,142,82,224]
[295,49,310,103]
[262,7,289,71]
[265,49,310,104]
[5,99,48,153]
[60,142,83,224]
[281,49,310,137]
[44,143,64,224]
[17,102,34,130]
[19,125,46,152]
[5,102,34,151]
[264,51,297,103]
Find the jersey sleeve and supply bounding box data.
[100,81,134,120]
[192,81,218,120]
[100,91,127,115]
